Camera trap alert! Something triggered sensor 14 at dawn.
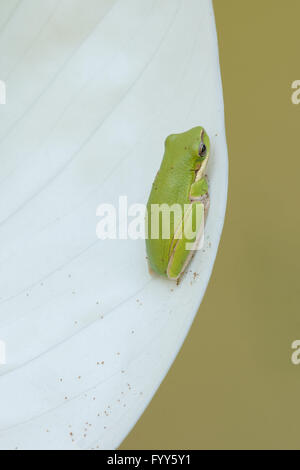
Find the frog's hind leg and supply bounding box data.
[167,202,205,281]
[167,174,211,281]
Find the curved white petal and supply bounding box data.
[0,0,228,450]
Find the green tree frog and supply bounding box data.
[146,127,210,281]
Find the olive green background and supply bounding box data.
[121,0,300,450]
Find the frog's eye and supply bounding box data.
[199,144,207,157]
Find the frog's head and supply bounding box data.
[193,127,210,179]
[164,127,210,180]
[165,126,210,161]
[181,126,210,161]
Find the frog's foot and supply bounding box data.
[147,261,154,276]
[147,260,154,276]
[147,260,165,279]
[167,202,205,281]
[189,178,210,218]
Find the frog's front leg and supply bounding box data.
[190,177,210,217]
